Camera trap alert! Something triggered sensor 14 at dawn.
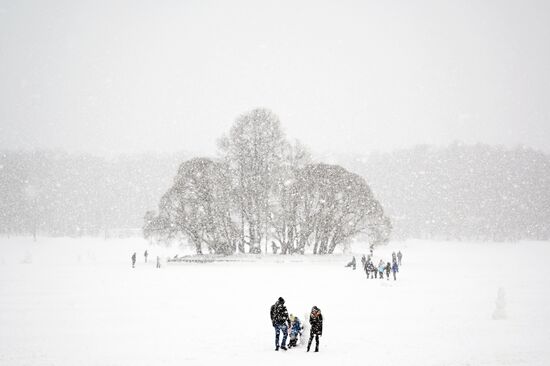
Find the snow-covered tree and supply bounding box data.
[291,163,390,254]
[150,158,238,255]
[218,108,286,253]
[270,140,311,254]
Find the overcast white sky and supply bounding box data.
[1,0,549,156]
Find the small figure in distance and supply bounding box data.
[345,256,356,270]
[131,252,136,268]
[391,260,399,280]
[397,250,403,266]
[378,260,385,280]
[144,250,148,263]
[365,258,375,279]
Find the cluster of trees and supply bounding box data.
[0,151,185,238]
[339,143,550,241]
[3,115,548,247]
[144,109,391,254]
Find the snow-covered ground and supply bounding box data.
[0,237,549,366]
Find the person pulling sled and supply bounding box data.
[345,256,357,270]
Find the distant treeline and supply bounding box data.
[1,143,549,242]
[0,150,185,238]
[338,143,550,241]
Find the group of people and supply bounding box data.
[270,297,323,352]
[131,250,161,268]
[346,250,403,281]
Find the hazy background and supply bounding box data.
[1,0,549,156]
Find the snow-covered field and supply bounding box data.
[1,237,549,366]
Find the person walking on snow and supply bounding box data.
[307,306,323,352]
[397,250,403,266]
[391,261,399,280]
[378,260,385,279]
[270,297,290,351]
[385,262,391,280]
[144,250,148,263]
[365,259,374,279]
[131,252,136,268]
[156,255,161,268]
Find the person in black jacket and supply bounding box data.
[345,256,357,270]
[307,306,323,352]
[270,297,290,351]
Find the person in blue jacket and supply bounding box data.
[288,314,303,348]
[378,260,385,280]
[391,261,399,280]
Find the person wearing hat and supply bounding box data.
[270,297,290,351]
[288,314,303,348]
[307,306,323,352]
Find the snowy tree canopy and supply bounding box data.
[145,109,391,254]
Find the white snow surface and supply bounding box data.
[1,237,549,366]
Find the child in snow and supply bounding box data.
[378,260,385,279]
[270,297,290,351]
[288,314,303,348]
[385,262,391,280]
[307,306,323,352]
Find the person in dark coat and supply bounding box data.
[365,259,375,279]
[345,256,356,270]
[270,297,290,351]
[385,262,391,280]
[131,252,136,268]
[307,306,323,352]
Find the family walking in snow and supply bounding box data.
[270,297,323,352]
[352,250,403,281]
